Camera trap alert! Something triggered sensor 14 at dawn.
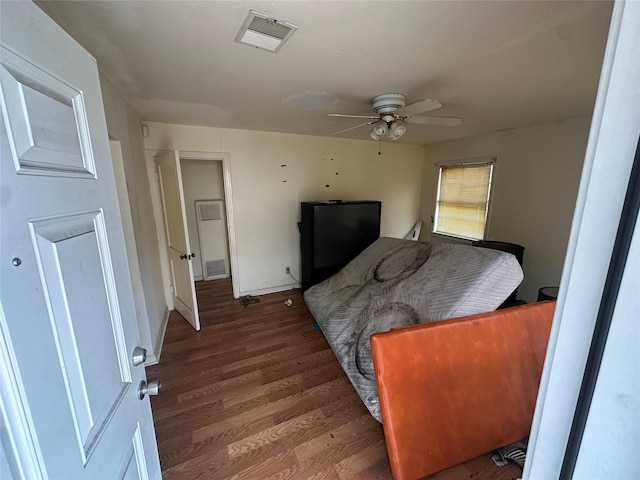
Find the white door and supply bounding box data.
[155,151,200,331]
[0,3,161,479]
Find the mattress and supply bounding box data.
[303,237,524,421]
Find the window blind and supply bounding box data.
[434,162,493,240]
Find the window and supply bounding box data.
[433,159,494,240]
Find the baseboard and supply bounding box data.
[240,282,299,298]
[145,307,170,366]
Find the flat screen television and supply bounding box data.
[300,201,381,290]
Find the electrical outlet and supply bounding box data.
[285,266,291,275]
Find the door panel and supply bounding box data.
[0,3,160,478]
[155,150,200,330]
[0,47,95,177]
[29,212,129,458]
[159,160,187,253]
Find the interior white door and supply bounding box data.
[155,151,200,331]
[0,3,161,479]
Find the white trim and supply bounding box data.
[0,304,46,479]
[222,155,240,299]
[109,140,153,358]
[241,283,299,298]
[145,307,170,367]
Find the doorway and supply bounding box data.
[181,159,230,282]
[150,150,239,327]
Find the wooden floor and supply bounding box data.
[147,279,522,480]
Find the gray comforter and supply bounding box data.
[303,237,523,421]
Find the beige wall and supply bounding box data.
[98,88,590,355]
[100,79,168,359]
[420,116,591,302]
[144,122,424,296]
[96,79,591,357]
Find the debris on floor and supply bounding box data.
[239,295,260,308]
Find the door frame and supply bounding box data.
[524,0,639,477]
[146,150,240,303]
[110,140,155,362]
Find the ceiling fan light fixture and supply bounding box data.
[330,93,461,140]
[370,123,388,140]
[372,93,406,114]
[388,121,407,140]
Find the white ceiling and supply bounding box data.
[37,1,613,146]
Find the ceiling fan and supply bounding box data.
[329,93,462,141]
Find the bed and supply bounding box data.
[303,237,524,421]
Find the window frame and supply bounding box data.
[431,157,496,242]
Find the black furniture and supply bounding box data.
[300,201,381,290]
[472,240,525,307]
[538,286,559,301]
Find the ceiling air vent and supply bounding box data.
[235,10,298,53]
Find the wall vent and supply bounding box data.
[206,259,227,278]
[235,10,298,53]
[198,202,221,221]
[195,200,230,280]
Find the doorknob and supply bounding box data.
[188,252,196,260]
[138,379,161,400]
[132,346,147,367]
[180,253,196,260]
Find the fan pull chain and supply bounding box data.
[378,140,381,155]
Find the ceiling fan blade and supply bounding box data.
[395,98,442,116]
[404,115,463,127]
[329,113,380,120]
[331,120,379,136]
